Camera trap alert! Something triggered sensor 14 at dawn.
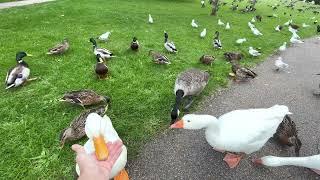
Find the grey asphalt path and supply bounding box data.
[128,37,320,179]
[0,0,54,10]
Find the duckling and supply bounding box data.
[273,115,302,156]
[60,90,110,108]
[164,31,177,53]
[224,52,244,62]
[89,38,115,60]
[5,52,35,89]
[171,69,209,124]
[95,54,108,79]
[149,50,170,64]
[130,37,139,51]
[59,105,107,147]
[213,31,222,49]
[199,55,215,65]
[47,39,69,55]
[230,61,257,81]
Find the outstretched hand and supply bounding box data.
[72,140,123,180]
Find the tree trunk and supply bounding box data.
[211,0,219,16]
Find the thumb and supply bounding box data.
[72,144,92,171]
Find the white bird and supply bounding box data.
[252,28,263,36]
[171,105,292,168]
[279,42,287,52]
[275,25,282,32]
[164,31,178,53]
[275,57,289,71]
[148,14,153,24]
[236,38,247,44]
[201,0,205,7]
[311,0,315,4]
[225,22,231,30]
[253,155,320,175]
[284,19,293,26]
[311,16,316,20]
[218,19,225,26]
[302,23,310,28]
[248,22,255,29]
[290,35,304,44]
[288,26,298,34]
[251,17,256,23]
[200,28,207,38]
[98,32,111,42]
[249,46,261,56]
[213,31,222,49]
[191,19,198,28]
[272,13,278,18]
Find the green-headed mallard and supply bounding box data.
[5,51,34,89]
[224,52,244,62]
[199,55,215,65]
[47,39,69,55]
[149,50,170,64]
[230,61,257,81]
[164,31,177,53]
[59,105,107,147]
[60,89,110,108]
[130,37,139,51]
[213,31,222,49]
[89,38,115,60]
[95,54,108,79]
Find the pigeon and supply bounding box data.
[148,14,153,24]
[191,19,198,28]
[275,57,289,71]
[201,0,205,7]
[213,31,222,49]
[200,28,207,38]
[249,47,261,56]
[225,22,231,30]
[279,42,287,52]
[98,32,111,42]
[302,23,310,28]
[275,25,283,32]
[218,19,225,26]
[236,38,247,44]
[252,27,263,36]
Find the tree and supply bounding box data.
[210,0,219,16]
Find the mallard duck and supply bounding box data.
[231,4,238,11]
[171,105,292,168]
[59,105,107,147]
[130,37,139,51]
[95,54,108,79]
[224,52,244,62]
[76,113,129,180]
[199,55,215,65]
[273,115,301,156]
[47,39,69,55]
[253,155,320,175]
[149,50,170,64]
[89,38,115,60]
[230,61,257,81]
[171,69,209,124]
[60,90,110,108]
[5,51,34,89]
[164,31,177,53]
[213,31,222,49]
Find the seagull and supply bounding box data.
[148,14,153,24]
[272,13,278,17]
[275,57,289,71]
[191,19,198,28]
[248,22,255,29]
[201,0,205,7]
[290,35,304,44]
[218,19,225,26]
[249,47,261,56]
[236,38,247,44]
[279,42,287,52]
[302,23,310,28]
[225,22,231,30]
[311,16,316,20]
[200,28,206,38]
[252,27,263,36]
[98,32,111,42]
[213,31,222,49]
[288,26,298,34]
[284,19,293,26]
[275,25,283,32]
[251,17,256,23]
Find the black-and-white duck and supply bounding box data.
[164,31,177,53]
[89,38,115,60]
[130,37,139,51]
[213,31,222,49]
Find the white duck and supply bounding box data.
[218,19,225,26]
[148,14,153,24]
[225,22,231,30]
[236,38,246,44]
[98,32,111,42]
[76,113,128,180]
[253,155,320,175]
[275,57,289,71]
[164,31,178,53]
[191,19,198,28]
[249,47,261,56]
[279,42,287,52]
[200,28,207,38]
[171,105,291,168]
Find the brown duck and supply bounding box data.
[230,61,257,81]
[60,90,110,107]
[47,39,69,55]
[95,54,108,79]
[199,55,215,65]
[149,50,170,64]
[224,52,244,62]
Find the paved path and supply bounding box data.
[128,37,320,179]
[0,0,54,10]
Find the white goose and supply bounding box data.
[164,31,178,53]
[76,113,128,180]
[191,19,198,28]
[200,28,206,38]
[254,155,320,175]
[218,19,225,26]
[171,105,291,168]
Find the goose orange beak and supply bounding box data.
[170,120,184,129]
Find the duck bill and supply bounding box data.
[93,135,109,161]
[170,120,184,129]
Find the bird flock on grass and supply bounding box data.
[3,0,320,178]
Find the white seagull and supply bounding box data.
[279,42,287,52]
[275,25,282,32]
[218,19,225,26]
[274,57,289,71]
[98,32,111,42]
[251,17,256,23]
[148,14,153,24]
[252,28,263,36]
[225,22,231,30]
[236,38,247,44]
[290,35,304,44]
[302,23,310,28]
[191,19,198,28]
[284,19,293,26]
[249,47,261,56]
[200,28,207,38]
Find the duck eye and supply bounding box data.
[187,120,191,123]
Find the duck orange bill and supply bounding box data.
[170,120,184,129]
[93,135,109,161]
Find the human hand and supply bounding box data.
[72,140,123,180]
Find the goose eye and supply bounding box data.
[187,120,191,123]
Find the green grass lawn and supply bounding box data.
[0,0,318,178]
